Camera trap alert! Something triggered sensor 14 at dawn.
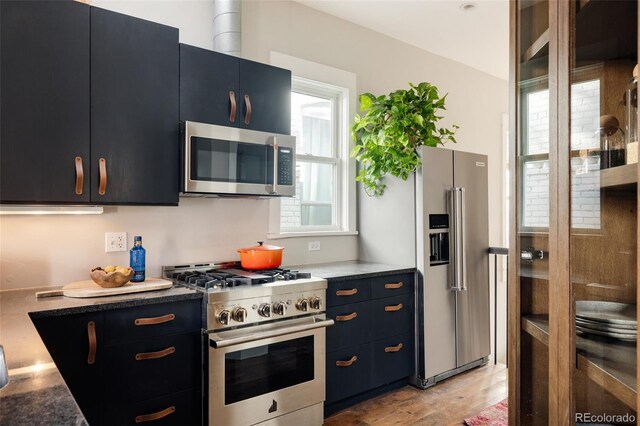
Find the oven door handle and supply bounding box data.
[209,317,334,349]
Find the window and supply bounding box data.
[520,67,601,230]
[268,53,357,237]
[280,83,344,231]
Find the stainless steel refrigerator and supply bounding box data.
[358,146,490,389]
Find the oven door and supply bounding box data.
[208,315,333,426]
[183,121,295,197]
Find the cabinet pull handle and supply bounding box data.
[135,406,176,423]
[87,321,96,365]
[384,343,404,353]
[74,157,84,195]
[135,346,176,361]
[336,288,357,296]
[335,312,357,322]
[244,94,252,125]
[229,91,237,123]
[98,158,107,195]
[134,314,175,326]
[336,356,357,367]
[384,303,403,312]
[385,282,403,289]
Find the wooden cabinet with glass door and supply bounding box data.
[510,0,639,424]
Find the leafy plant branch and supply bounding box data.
[351,82,459,196]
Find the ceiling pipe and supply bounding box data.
[213,0,241,57]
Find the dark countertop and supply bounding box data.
[0,285,202,425]
[286,260,415,281]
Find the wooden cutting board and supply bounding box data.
[36,278,173,299]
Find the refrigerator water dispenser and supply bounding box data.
[429,214,450,266]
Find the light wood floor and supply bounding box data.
[324,364,507,426]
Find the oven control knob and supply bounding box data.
[309,296,322,310]
[296,298,309,312]
[272,301,287,316]
[232,307,248,323]
[258,303,271,318]
[218,310,231,326]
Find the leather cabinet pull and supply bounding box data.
[135,406,176,423]
[336,288,357,296]
[229,91,237,123]
[74,157,84,195]
[98,158,107,195]
[335,312,357,322]
[384,303,403,312]
[135,346,176,361]
[384,343,404,353]
[87,321,96,365]
[384,282,404,289]
[134,314,175,326]
[244,94,252,125]
[336,356,357,367]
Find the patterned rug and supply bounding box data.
[464,399,508,426]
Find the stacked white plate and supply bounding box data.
[576,301,637,342]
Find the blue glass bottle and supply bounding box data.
[130,236,146,282]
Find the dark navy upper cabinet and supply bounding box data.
[179,45,291,135]
[179,44,240,127]
[1,2,179,205]
[0,0,91,203]
[238,59,291,135]
[91,8,179,205]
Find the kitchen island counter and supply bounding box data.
[0,285,201,425]
[286,260,415,281]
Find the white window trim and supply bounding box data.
[268,52,357,239]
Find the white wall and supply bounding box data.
[0,0,507,292]
[91,0,215,50]
[241,1,507,248]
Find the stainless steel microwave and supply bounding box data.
[181,121,296,197]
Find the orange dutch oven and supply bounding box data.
[237,241,284,270]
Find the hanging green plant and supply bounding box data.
[351,82,459,196]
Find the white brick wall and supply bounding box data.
[523,80,601,229]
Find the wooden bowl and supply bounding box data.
[90,267,134,288]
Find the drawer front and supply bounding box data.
[326,343,372,404]
[105,389,200,426]
[326,301,373,351]
[372,294,414,339]
[371,333,415,388]
[105,299,201,345]
[105,332,200,403]
[371,273,414,299]
[326,278,370,307]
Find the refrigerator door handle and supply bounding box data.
[459,187,467,291]
[450,187,467,291]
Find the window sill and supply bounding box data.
[268,230,359,239]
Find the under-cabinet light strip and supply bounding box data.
[0,206,104,215]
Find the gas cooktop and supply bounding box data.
[163,261,328,330]
[163,262,313,291]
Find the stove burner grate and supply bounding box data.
[171,267,312,290]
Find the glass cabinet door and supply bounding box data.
[513,0,552,423]
[568,0,638,422]
[511,0,640,424]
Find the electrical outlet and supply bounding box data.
[105,232,127,252]
[308,241,321,251]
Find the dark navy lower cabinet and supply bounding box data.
[31,312,104,425]
[31,300,202,425]
[324,272,415,415]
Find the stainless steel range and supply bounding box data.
[163,262,332,426]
